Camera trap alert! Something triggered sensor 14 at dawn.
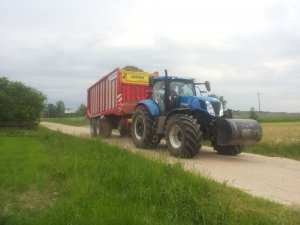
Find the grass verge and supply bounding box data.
[1,127,300,225]
[245,122,300,160]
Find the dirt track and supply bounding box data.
[41,122,300,207]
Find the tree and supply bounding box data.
[46,103,57,118]
[208,94,227,109]
[76,104,87,117]
[249,107,259,121]
[56,101,65,117]
[42,100,66,118]
[0,77,46,122]
[122,65,144,72]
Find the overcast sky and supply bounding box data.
[1,0,299,112]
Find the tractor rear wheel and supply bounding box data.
[132,105,159,149]
[166,114,202,158]
[214,145,244,155]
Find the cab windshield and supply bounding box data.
[170,81,195,97]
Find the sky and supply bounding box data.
[0,0,299,112]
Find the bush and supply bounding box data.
[0,77,46,122]
[249,107,259,121]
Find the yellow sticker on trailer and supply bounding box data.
[121,70,157,84]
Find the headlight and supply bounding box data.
[206,101,215,116]
[219,103,224,117]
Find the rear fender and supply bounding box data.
[136,99,160,117]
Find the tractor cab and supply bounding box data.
[151,76,197,115]
[150,76,217,117]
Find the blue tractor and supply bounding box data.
[131,70,262,158]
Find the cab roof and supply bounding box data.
[153,76,194,82]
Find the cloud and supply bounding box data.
[0,0,299,112]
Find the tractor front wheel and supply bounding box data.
[166,114,202,158]
[214,145,244,155]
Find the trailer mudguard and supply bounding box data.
[137,99,160,117]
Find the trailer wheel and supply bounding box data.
[90,118,97,137]
[132,105,159,149]
[95,118,101,136]
[119,126,130,137]
[214,145,244,156]
[166,114,202,158]
[100,119,112,138]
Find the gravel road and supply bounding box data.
[41,122,300,207]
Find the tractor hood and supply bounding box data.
[178,96,224,117]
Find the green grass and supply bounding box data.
[41,117,89,127]
[0,137,48,191]
[0,129,53,224]
[245,141,300,160]
[234,112,300,123]
[245,122,300,160]
[1,128,300,225]
[258,114,300,123]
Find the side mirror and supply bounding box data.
[205,81,211,92]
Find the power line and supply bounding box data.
[257,91,261,111]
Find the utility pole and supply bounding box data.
[257,91,261,111]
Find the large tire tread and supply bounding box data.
[90,118,97,137]
[214,145,244,156]
[132,106,159,149]
[166,114,202,158]
[100,119,112,138]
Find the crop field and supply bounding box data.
[245,122,300,160]
[234,112,300,123]
[0,127,300,225]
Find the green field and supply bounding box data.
[1,128,300,225]
[234,111,300,123]
[245,122,300,160]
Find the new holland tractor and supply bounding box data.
[131,70,262,158]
